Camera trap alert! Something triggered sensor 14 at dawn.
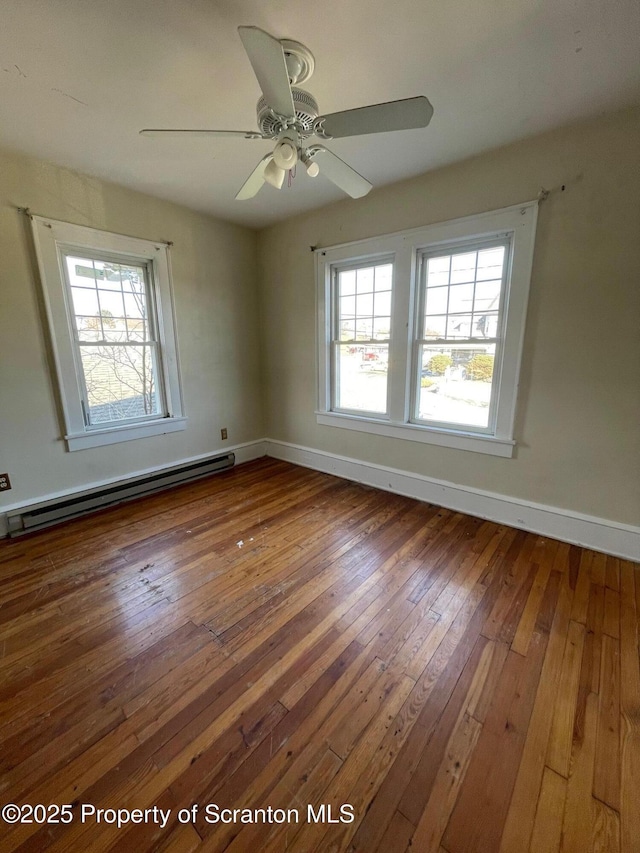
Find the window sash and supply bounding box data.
[410,237,511,434]
[330,256,394,417]
[60,249,168,429]
[77,341,165,428]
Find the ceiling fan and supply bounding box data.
[140,26,433,201]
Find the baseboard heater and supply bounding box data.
[6,452,235,536]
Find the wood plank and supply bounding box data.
[498,572,569,853]
[591,798,621,853]
[154,823,203,853]
[619,562,640,853]
[442,633,548,853]
[605,556,620,592]
[593,633,621,810]
[569,550,592,624]
[511,556,553,656]
[528,766,567,853]
[560,690,598,853]
[603,586,620,639]
[409,711,482,852]
[373,809,415,853]
[546,619,586,778]
[396,636,497,827]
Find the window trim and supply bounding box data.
[31,216,186,451]
[316,202,538,457]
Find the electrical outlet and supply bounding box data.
[220,428,228,440]
[0,473,11,491]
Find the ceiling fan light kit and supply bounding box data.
[300,150,320,177]
[263,158,286,189]
[272,138,298,170]
[140,26,433,202]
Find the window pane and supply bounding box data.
[339,269,356,295]
[98,324,128,343]
[340,295,356,318]
[70,286,99,318]
[425,285,448,316]
[336,344,388,414]
[126,320,148,343]
[446,314,473,339]
[356,267,374,293]
[473,279,501,312]
[450,252,477,284]
[476,247,505,281]
[357,291,374,316]
[80,344,161,424]
[417,344,496,428]
[427,256,450,287]
[473,312,499,338]
[340,320,355,341]
[76,328,100,343]
[448,283,474,314]
[96,289,126,318]
[374,264,393,290]
[356,318,373,339]
[66,256,100,287]
[374,290,391,316]
[373,317,391,339]
[424,316,447,339]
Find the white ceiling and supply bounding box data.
[1,0,639,228]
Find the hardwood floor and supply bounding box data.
[0,457,638,852]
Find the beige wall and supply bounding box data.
[1,107,638,531]
[258,106,640,527]
[0,146,262,511]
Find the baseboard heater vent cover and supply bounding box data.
[6,452,235,536]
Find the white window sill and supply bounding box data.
[65,417,188,451]
[316,411,515,457]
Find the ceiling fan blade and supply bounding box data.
[235,153,273,200]
[238,26,295,118]
[308,146,372,199]
[140,129,265,139]
[318,96,433,139]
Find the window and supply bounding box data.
[317,203,538,457]
[31,216,186,451]
[415,241,506,431]
[333,259,393,415]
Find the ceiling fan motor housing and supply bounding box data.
[257,88,319,139]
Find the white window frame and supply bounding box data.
[316,202,538,458]
[31,216,186,451]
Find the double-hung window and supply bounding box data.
[31,216,186,451]
[317,202,538,457]
[332,258,393,416]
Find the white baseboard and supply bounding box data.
[264,438,640,562]
[0,439,267,537]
